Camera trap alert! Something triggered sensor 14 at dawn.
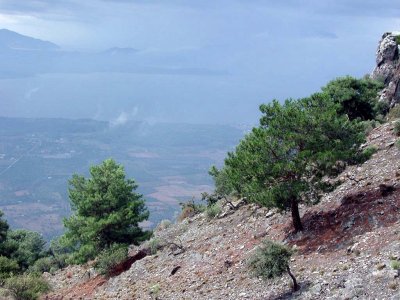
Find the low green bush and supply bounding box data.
[206,203,221,219]
[362,146,378,159]
[247,240,299,291]
[28,256,65,275]
[391,260,400,270]
[149,238,160,255]
[155,219,172,232]
[350,146,378,164]
[177,200,205,222]
[201,192,220,207]
[149,283,160,299]
[248,240,293,279]
[4,274,50,300]
[66,243,97,265]
[388,105,400,120]
[375,101,390,117]
[94,244,128,277]
[361,120,381,135]
[0,256,20,284]
[28,257,53,274]
[394,121,400,136]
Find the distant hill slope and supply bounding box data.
[0,28,59,51]
[44,121,400,300]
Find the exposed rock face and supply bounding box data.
[371,32,400,106]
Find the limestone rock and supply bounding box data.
[371,32,400,107]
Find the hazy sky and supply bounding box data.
[0,1,398,50]
[0,1,399,124]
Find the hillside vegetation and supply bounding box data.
[43,119,400,300]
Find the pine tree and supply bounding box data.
[213,93,365,232]
[62,159,149,263]
[0,210,9,257]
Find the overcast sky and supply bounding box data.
[0,0,398,50]
[0,1,399,124]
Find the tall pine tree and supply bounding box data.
[213,93,365,232]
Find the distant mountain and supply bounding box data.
[0,29,224,78]
[0,29,59,51]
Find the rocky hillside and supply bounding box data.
[371,31,400,106]
[42,120,400,299]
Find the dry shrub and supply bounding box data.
[388,105,400,120]
[177,200,204,222]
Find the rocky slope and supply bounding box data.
[43,121,400,300]
[371,32,400,106]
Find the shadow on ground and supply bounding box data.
[287,185,399,254]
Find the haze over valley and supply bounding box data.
[0,117,244,239]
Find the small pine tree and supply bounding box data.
[0,256,19,284]
[0,210,10,258]
[5,230,46,271]
[0,210,9,245]
[248,240,299,291]
[62,159,150,263]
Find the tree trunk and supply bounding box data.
[290,198,303,232]
[287,266,299,291]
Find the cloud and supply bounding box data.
[0,0,79,18]
[254,29,338,41]
[2,0,400,19]
[314,0,400,18]
[92,104,103,120]
[306,30,338,40]
[235,0,400,18]
[24,87,40,101]
[0,0,78,11]
[109,107,139,127]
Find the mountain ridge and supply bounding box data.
[0,28,59,51]
[0,28,224,78]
